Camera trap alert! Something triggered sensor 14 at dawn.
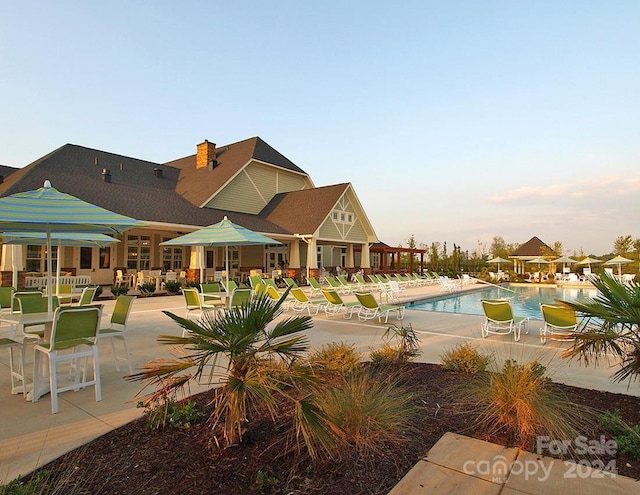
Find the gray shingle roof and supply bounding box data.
[0,139,326,237]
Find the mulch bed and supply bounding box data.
[20,363,640,494]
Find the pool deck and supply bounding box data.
[1,280,637,490]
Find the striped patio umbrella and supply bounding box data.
[0,232,120,290]
[0,180,145,312]
[161,216,280,290]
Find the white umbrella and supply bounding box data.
[552,256,577,273]
[576,256,603,270]
[487,256,511,272]
[604,255,633,276]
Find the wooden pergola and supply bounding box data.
[356,243,427,274]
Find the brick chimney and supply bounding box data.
[196,140,217,169]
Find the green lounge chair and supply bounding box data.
[290,287,324,315]
[248,275,263,289]
[480,299,528,342]
[306,277,324,297]
[354,292,404,323]
[321,289,360,319]
[336,275,356,294]
[539,303,578,344]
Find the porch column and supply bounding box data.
[360,243,370,269]
[306,237,317,270]
[346,243,354,268]
[289,240,300,269]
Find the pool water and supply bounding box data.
[408,285,598,320]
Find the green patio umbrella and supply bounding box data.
[0,232,120,290]
[0,180,145,312]
[160,216,280,291]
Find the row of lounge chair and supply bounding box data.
[287,287,404,323]
[183,277,405,325]
[480,299,578,343]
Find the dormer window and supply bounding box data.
[332,209,354,225]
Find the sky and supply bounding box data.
[1,1,638,257]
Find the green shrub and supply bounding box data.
[0,471,48,495]
[599,410,640,459]
[138,281,156,296]
[457,358,593,449]
[110,283,129,298]
[440,342,493,373]
[92,285,103,298]
[145,399,205,430]
[164,280,182,294]
[254,469,279,492]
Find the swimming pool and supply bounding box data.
[408,285,598,319]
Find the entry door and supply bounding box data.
[264,245,288,273]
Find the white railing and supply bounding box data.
[25,275,92,290]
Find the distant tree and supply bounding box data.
[490,236,508,258]
[406,234,417,249]
[442,242,449,272]
[429,242,441,271]
[540,241,563,258]
[614,235,633,255]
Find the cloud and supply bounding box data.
[485,174,640,204]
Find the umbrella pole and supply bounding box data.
[11,245,18,289]
[225,244,230,307]
[56,242,62,297]
[199,247,204,285]
[46,225,53,314]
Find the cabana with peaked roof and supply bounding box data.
[509,236,553,275]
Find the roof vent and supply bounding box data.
[94,157,99,166]
[119,162,124,171]
[101,168,112,183]
[208,160,218,170]
[0,175,3,184]
[153,168,163,178]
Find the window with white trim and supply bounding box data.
[332,209,354,224]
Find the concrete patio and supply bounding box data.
[1,282,639,490]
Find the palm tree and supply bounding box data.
[561,272,640,384]
[128,289,314,446]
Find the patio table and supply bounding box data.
[0,311,54,399]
